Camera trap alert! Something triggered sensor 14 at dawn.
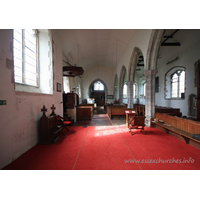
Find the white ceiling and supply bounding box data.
[55,29,136,71]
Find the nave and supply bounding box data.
[3,111,200,170]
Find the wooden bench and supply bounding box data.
[155,107,182,117]
[106,105,136,119]
[151,112,200,145]
[39,105,64,144]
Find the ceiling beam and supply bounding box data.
[161,29,181,46]
[137,64,144,66]
[161,42,180,46]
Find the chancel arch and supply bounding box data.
[88,78,108,106]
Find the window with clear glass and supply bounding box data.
[143,83,146,97]
[133,84,136,98]
[94,81,104,91]
[171,70,185,98]
[13,29,38,86]
[123,83,127,98]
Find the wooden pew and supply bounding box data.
[39,105,64,144]
[133,104,182,117]
[155,107,182,117]
[151,112,200,146]
[106,105,136,119]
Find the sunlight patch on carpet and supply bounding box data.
[94,126,128,137]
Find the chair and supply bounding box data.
[129,116,146,135]
[49,104,71,134]
[56,115,71,133]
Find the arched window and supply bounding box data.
[123,82,127,98]
[133,84,136,98]
[144,83,146,97]
[94,81,104,91]
[171,70,185,98]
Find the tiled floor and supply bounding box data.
[72,107,126,126]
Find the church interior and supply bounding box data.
[1,2,200,199]
[1,29,200,170]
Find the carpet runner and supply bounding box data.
[3,126,200,170]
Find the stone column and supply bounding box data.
[119,86,123,105]
[144,70,157,127]
[127,81,133,108]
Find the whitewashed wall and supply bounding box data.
[114,29,152,106]
[155,32,200,116]
[81,65,114,103]
[0,29,63,169]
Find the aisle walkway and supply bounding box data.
[3,125,200,170]
[72,106,126,126]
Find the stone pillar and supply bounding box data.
[119,86,123,105]
[127,81,133,108]
[144,70,157,127]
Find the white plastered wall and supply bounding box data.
[155,40,200,116]
[81,65,114,103]
[113,30,152,106]
[0,29,63,169]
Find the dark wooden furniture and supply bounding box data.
[76,105,93,120]
[125,110,136,127]
[155,107,182,117]
[49,104,71,132]
[57,115,71,131]
[151,112,200,145]
[195,60,200,121]
[63,92,79,109]
[78,104,94,114]
[133,104,145,116]
[63,66,84,77]
[39,105,64,144]
[128,115,146,135]
[106,105,136,119]
[133,104,182,117]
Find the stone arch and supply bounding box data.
[119,66,127,105]
[128,47,143,81]
[119,65,127,87]
[146,29,164,70]
[144,29,164,127]
[88,78,108,104]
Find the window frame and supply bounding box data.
[94,81,104,91]
[123,82,128,98]
[171,69,185,99]
[13,29,39,87]
[143,82,146,97]
[164,66,186,100]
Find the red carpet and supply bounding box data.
[3,126,200,170]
